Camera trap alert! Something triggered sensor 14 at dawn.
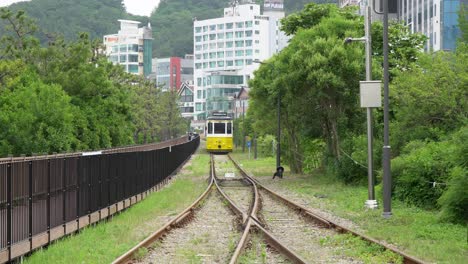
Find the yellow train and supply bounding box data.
[206,113,233,152]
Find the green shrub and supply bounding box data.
[256,134,276,157]
[302,139,325,174]
[438,166,468,223]
[392,140,456,209]
[437,126,468,223]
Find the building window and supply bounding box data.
[218,24,224,30]
[255,30,260,34]
[128,65,138,73]
[209,62,216,68]
[235,50,244,56]
[129,44,138,52]
[226,60,233,66]
[209,52,216,59]
[255,40,260,44]
[195,36,202,42]
[226,51,233,57]
[226,32,233,39]
[235,59,244,66]
[203,26,208,32]
[226,41,233,48]
[195,63,202,69]
[255,49,260,54]
[226,23,233,29]
[246,21,253,27]
[196,103,202,111]
[197,78,202,86]
[245,30,253,37]
[203,53,208,59]
[236,22,244,28]
[217,33,224,39]
[203,62,208,68]
[203,44,208,50]
[217,51,224,58]
[255,21,260,25]
[119,55,127,62]
[246,59,252,65]
[217,42,225,48]
[203,35,208,41]
[203,90,206,99]
[245,40,252,47]
[235,31,244,38]
[235,41,244,47]
[129,54,138,62]
[195,27,202,33]
[210,34,216,40]
[195,45,202,51]
[217,61,225,67]
[197,90,202,99]
[210,25,216,31]
[210,43,216,49]
[119,45,127,52]
[245,49,253,56]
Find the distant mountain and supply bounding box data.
[149,0,337,57]
[1,0,142,43]
[1,0,336,58]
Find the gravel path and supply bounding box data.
[255,178,360,232]
[239,233,291,264]
[259,190,362,264]
[139,192,240,264]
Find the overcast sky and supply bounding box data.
[0,0,160,16]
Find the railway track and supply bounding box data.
[113,153,426,264]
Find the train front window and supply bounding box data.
[208,122,213,134]
[214,123,226,134]
[227,122,232,134]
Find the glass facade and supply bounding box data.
[442,0,461,50]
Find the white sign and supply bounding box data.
[82,151,102,156]
[360,81,382,108]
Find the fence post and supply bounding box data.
[7,163,12,262]
[76,157,80,227]
[28,161,33,251]
[62,158,66,233]
[47,159,51,243]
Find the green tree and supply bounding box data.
[0,69,75,156]
[250,4,363,173]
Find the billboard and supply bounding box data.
[264,0,284,10]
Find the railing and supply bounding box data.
[0,136,200,263]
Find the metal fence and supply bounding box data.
[0,136,200,263]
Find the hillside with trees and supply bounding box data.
[0,8,187,157]
[1,0,335,58]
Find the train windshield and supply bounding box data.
[214,123,225,134]
[227,122,232,134]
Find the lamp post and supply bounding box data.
[253,59,283,178]
[345,4,378,209]
[382,0,392,218]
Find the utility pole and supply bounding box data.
[382,0,393,218]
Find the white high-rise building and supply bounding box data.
[192,0,288,123]
[103,20,153,76]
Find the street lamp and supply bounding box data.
[345,4,378,209]
[253,59,283,178]
[382,0,393,218]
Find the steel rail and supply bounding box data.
[112,153,214,264]
[228,154,426,264]
[215,155,307,264]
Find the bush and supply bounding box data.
[302,139,325,174]
[392,140,456,209]
[438,166,468,223]
[437,126,468,223]
[257,134,276,157]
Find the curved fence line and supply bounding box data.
[0,136,200,263]
[0,136,189,164]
